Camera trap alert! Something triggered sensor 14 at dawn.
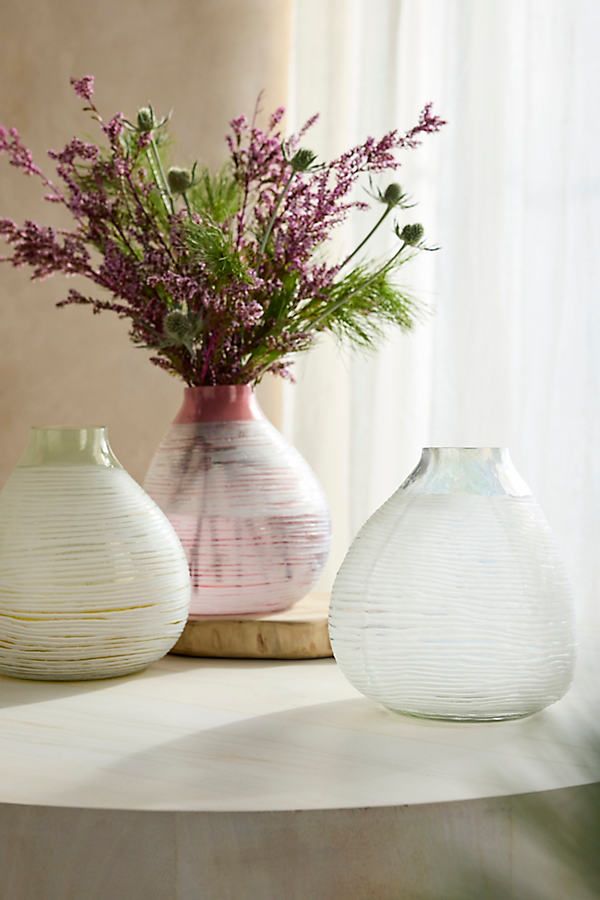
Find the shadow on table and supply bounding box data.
[51,684,599,809]
[0,653,289,709]
[50,691,600,900]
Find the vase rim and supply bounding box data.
[424,446,508,451]
[183,384,254,391]
[30,424,108,430]
[18,425,121,469]
[402,446,530,496]
[175,384,261,423]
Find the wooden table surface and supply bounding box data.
[0,652,598,813]
[1,651,598,899]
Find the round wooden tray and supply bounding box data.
[170,592,332,660]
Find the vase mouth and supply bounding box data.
[184,384,253,391]
[424,446,508,452]
[18,426,122,469]
[423,447,511,463]
[175,385,262,424]
[30,424,108,432]
[402,446,531,497]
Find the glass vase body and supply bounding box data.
[0,427,190,680]
[329,448,575,721]
[143,386,331,616]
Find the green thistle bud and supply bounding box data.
[163,310,191,344]
[136,106,156,133]
[291,148,317,172]
[399,223,424,246]
[167,166,193,195]
[383,183,403,206]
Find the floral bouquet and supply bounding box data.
[0,76,444,385]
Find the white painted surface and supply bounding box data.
[0,652,597,813]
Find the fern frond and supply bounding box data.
[187,165,241,223]
[183,218,249,284]
[299,264,422,349]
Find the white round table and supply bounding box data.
[0,653,598,899]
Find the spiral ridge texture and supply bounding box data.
[0,463,190,681]
[329,448,575,720]
[144,419,331,615]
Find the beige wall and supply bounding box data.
[0,0,292,484]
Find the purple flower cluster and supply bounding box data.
[70,75,95,102]
[0,77,445,385]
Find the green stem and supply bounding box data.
[259,170,295,255]
[183,192,192,216]
[374,242,407,276]
[125,172,178,266]
[147,135,174,215]
[236,172,251,249]
[111,220,141,261]
[249,348,288,382]
[379,242,411,275]
[338,204,394,271]
[307,243,410,333]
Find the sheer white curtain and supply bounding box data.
[287,0,600,624]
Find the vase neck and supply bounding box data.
[17,427,121,468]
[401,447,531,496]
[174,386,263,424]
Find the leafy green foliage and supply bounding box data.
[297,262,421,348]
[187,166,241,224]
[263,272,299,325]
[182,218,249,286]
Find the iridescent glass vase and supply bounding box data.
[0,426,190,680]
[329,447,575,720]
[144,386,331,616]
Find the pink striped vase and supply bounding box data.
[143,386,331,616]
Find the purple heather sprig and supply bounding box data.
[70,75,95,102]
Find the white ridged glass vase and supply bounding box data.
[144,385,331,616]
[329,448,575,721]
[0,426,190,680]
